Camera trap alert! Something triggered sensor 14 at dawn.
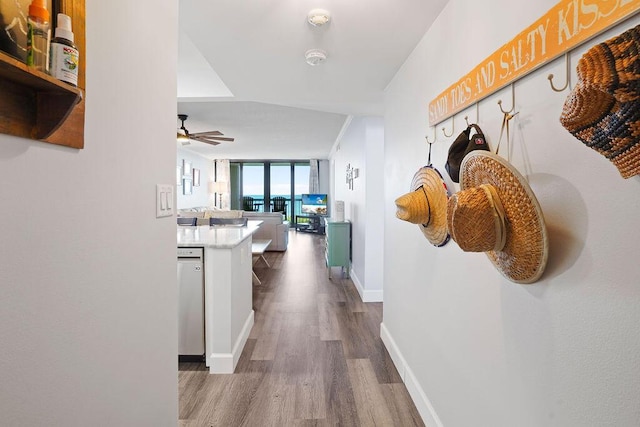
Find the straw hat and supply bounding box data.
[447,184,506,252]
[450,151,548,284]
[560,24,640,179]
[395,166,450,247]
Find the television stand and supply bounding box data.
[295,214,325,235]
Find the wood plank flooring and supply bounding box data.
[179,231,424,427]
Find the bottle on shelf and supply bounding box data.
[26,0,50,72]
[49,13,79,86]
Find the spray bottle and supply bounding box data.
[26,0,50,72]
[49,13,79,86]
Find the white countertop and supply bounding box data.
[177,220,262,249]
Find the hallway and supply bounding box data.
[178,231,424,426]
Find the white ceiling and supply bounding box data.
[177,0,448,160]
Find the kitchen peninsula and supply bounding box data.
[177,221,262,373]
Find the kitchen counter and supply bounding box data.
[177,220,262,374]
[177,220,262,248]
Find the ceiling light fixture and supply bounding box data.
[307,9,331,27]
[305,49,327,66]
[177,114,191,144]
[177,129,190,145]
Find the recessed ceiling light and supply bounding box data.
[305,49,327,66]
[307,9,330,27]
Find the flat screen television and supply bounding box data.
[301,194,328,215]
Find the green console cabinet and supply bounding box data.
[324,218,351,278]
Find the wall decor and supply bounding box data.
[346,163,354,190]
[345,163,360,190]
[182,159,191,177]
[428,0,640,126]
[183,178,192,195]
[192,168,200,187]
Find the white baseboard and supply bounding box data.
[350,269,383,302]
[380,322,443,427]
[209,310,254,374]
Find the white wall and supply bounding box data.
[364,118,384,299]
[382,1,640,426]
[0,1,178,425]
[332,116,385,301]
[177,147,214,209]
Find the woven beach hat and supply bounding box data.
[560,24,640,179]
[447,184,507,253]
[395,166,450,247]
[450,151,548,284]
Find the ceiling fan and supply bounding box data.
[177,114,235,146]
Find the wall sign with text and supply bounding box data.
[428,0,640,126]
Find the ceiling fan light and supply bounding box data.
[177,130,190,144]
[305,49,327,66]
[307,9,330,27]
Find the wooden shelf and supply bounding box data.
[0,50,83,142]
[0,0,85,148]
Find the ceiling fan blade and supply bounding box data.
[203,136,234,142]
[190,135,234,142]
[190,130,223,137]
[191,136,221,145]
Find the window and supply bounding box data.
[230,161,311,221]
[241,163,264,211]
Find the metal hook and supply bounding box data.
[497,83,516,114]
[465,102,480,126]
[548,52,571,92]
[442,116,454,138]
[505,111,520,121]
[425,127,437,144]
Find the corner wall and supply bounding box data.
[332,116,385,301]
[383,1,640,426]
[0,1,178,425]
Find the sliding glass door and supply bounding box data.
[231,161,311,221]
[242,163,264,211]
[270,163,292,219]
[294,163,310,219]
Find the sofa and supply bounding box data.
[177,208,289,251]
[241,211,289,251]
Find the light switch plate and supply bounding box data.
[156,184,174,218]
[160,192,167,210]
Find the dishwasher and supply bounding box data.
[177,247,205,362]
